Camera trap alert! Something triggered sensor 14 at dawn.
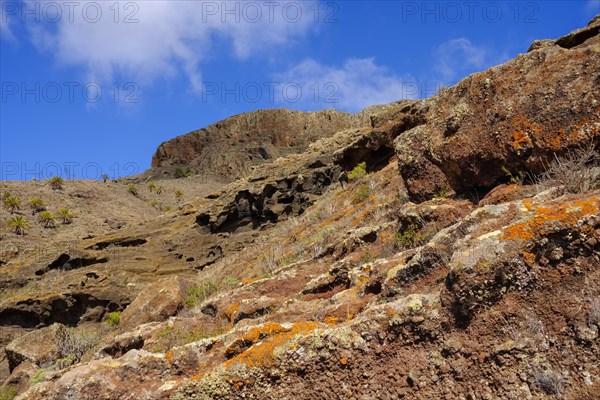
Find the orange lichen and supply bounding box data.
[241,277,261,286]
[510,112,600,152]
[323,316,340,325]
[340,357,348,365]
[523,252,536,266]
[165,350,174,363]
[224,303,240,323]
[502,198,599,242]
[523,198,534,211]
[224,322,319,369]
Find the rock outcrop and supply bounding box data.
[394,15,600,201]
[150,108,372,181]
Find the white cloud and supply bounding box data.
[434,38,488,82]
[21,1,318,91]
[274,58,416,112]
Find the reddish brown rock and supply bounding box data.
[395,16,600,201]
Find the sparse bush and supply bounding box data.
[48,176,64,190]
[127,184,138,196]
[3,196,21,213]
[185,280,218,308]
[147,182,157,192]
[105,311,122,327]
[28,197,46,214]
[54,355,76,369]
[222,276,239,288]
[38,211,55,228]
[260,245,283,275]
[394,221,433,250]
[352,185,371,204]
[175,189,184,201]
[174,167,188,179]
[361,252,375,264]
[0,385,17,400]
[1,191,11,201]
[29,369,46,386]
[101,174,110,183]
[310,226,336,259]
[348,162,367,181]
[7,215,31,236]
[161,205,171,212]
[55,325,100,363]
[155,186,163,195]
[57,208,73,224]
[540,141,600,195]
[532,369,565,395]
[149,199,159,208]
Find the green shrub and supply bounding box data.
[174,167,187,179]
[28,197,46,214]
[0,385,17,400]
[105,311,122,327]
[127,184,138,196]
[29,369,46,386]
[352,185,371,204]
[221,276,239,288]
[348,162,367,180]
[48,176,64,190]
[7,215,30,236]
[57,208,73,224]
[185,281,218,308]
[38,211,55,228]
[3,196,21,213]
[394,222,434,249]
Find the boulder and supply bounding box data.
[119,276,190,329]
[395,15,600,201]
[5,324,61,371]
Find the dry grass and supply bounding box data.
[539,141,600,195]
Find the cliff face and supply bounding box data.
[2,16,600,400]
[150,109,372,181]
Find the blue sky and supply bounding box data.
[1,0,598,180]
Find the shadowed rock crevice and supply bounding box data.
[35,254,109,276]
[0,293,120,328]
[86,237,148,250]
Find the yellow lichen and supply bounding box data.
[224,321,319,369]
[502,198,599,242]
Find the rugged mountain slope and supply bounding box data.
[150,108,381,181]
[1,16,599,400]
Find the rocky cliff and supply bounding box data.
[1,16,599,400]
[150,108,377,181]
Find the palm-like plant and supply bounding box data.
[38,211,55,228]
[101,174,110,183]
[127,184,138,196]
[175,190,184,202]
[57,208,73,224]
[155,186,163,195]
[3,195,21,213]
[7,215,31,236]
[147,182,157,192]
[28,197,46,214]
[1,191,11,201]
[49,176,64,190]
